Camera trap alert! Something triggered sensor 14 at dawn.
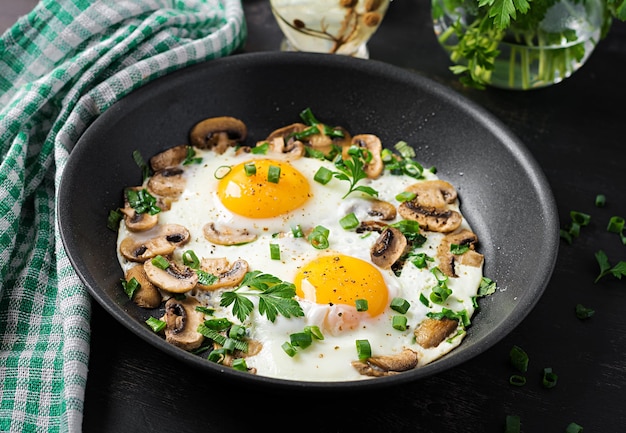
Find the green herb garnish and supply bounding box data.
[594,250,626,283]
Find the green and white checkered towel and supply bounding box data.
[0,1,246,431]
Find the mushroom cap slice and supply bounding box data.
[150,144,188,172]
[351,348,419,377]
[398,180,462,233]
[197,257,249,290]
[343,134,384,179]
[370,226,408,269]
[120,224,190,262]
[124,264,162,308]
[203,222,257,246]
[189,116,247,153]
[414,317,459,349]
[147,167,186,198]
[367,199,397,221]
[436,229,484,277]
[144,257,198,293]
[160,297,205,351]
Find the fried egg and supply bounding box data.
[116,116,487,382]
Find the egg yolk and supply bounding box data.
[217,159,311,219]
[294,254,389,318]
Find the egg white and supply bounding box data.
[117,145,484,381]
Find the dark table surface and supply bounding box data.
[82,1,626,431]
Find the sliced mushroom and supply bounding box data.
[120,187,159,232]
[367,199,397,220]
[144,257,198,293]
[124,264,162,308]
[120,224,190,262]
[147,167,186,198]
[351,348,419,377]
[263,123,307,160]
[343,134,384,179]
[197,258,249,290]
[189,116,247,154]
[414,317,459,348]
[160,297,205,350]
[370,226,408,269]
[436,229,485,277]
[398,180,462,233]
[356,220,388,234]
[203,222,257,246]
[150,144,188,172]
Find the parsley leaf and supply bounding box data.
[594,250,626,283]
[333,152,379,199]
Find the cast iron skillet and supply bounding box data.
[57,51,559,391]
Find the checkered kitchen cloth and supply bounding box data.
[0,1,246,431]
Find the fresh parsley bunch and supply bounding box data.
[432,0,626,89]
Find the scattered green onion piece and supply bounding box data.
[392,315,408,331]
[355,339,371,360]
[394,140,415,158]
[196,269,218,286]
[121,277,140,299]
[299,107,320,125]
[231,358,248,372]
[395,191,417,202]
[146,317,166,333]
[132,150,151,181]
[565,422,583,433]
[308,225,330,249]
[195,306,215,315]
[208,348,226,363]
[229,324,246,340]
[151,255,170,270]
[381,148,394,162]
[571,211,591,226]
[430,284,452,304]
[429,166,437,174]
[419,293,430,307]
[182,250,200,268]
[509,374,526,386]
[542,367,558,388]
[410,252,432,269]
[203,317,232,331]
[314,166,333,185]
[291,224,304,238]
[222,338,237,352]
[340,212,359,230]
[505,415,521,433]
[291,125,320,141]
[282,342,297,357]
[355,299,369,312]
[510,345,529,373]
[478,277,497,296]
[290,332,313,349]
[575,303,595,320]
[450,243,470,255]
[107,209,123,231]
[267,165,281,183]
[304,325,324,340]
[244,162,256,176]
[270,243,281,260]
[251,142,269,154]
[607,216,625,233]
[402,160,423,177]
[183,146,202,165]
[595,194,606,207]
[214,165,232,179]
[390,297,410,314]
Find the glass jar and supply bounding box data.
[432,0,606,90]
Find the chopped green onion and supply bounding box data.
[478,277,497,296]
[231,358,248,372]
[314,166,333,184]
[390,297,410,314]
[355,339,371,360]
[290,332,313,349]
[146,317,166,333]
[395,191,417,202]
[121,277,140,299]
[419,293,430,307]
[244,162,256,176]
[392,315,408,331]
[182,250,200,268]
[251,142,269,154]
[510,345,529,373]
[196,269,217,286]
[291,224,304,238]
[505,415,521,433]
[595,194,606,207]
[450,243,470,255]
[151,255,170,270]
[282,342,297,357]
[509,374,526,386]
[267,165,281,183]
[195,306,215,315]
[542,367,558,388]
[304,325,324,340]
[575,303,595,319]
[132,150,151,181]
[308,225,330,249]
[339,212,359,230]
[355,299,369,312]
[223,338,237,352]
[214,165,232,179]
[270,243,281,260]
[107,209,123,231]
[203,317,232,331]
[394,140,415,158]
[299,107,320,126]
[410,252,433,269]
[183,146,202,165]
[565,422,583,433]
[381,148,394,162]
[207,348,226,363]
[607,216,625,233]
[125,188,161,215]
[229,324,246,340]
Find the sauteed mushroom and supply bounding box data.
[144,256,198,293]
[414,317,459,348]
[147,167,186,198]
[370,226,408,269]
[124,264,162,308]
[150,144,188,171]
[352,348,419,377]
[119,224,190,262]
[344,134,384,179]
[197,258,249,290]
[437,229,484,277]
[189,116,247,154]
[398,180,462,232]
[203,222,257,246]
[367,199,397,220]
[120,187,159,232]
[160,297,205,350]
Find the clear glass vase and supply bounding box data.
[432,0,606,90]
